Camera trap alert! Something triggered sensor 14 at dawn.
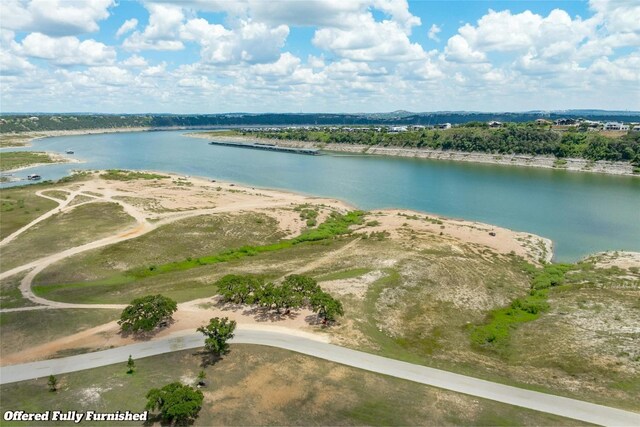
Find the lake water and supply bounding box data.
[2,130,639,262]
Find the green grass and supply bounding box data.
[0,202,135,273]
[470,263,574,355]
[34,213,285,284]
[0,272,37,309]
[0,309,120,357]
[0,151,58,171]
[0,186,59,239]
[40,190,69,200]
[99,170,169,181]
[127,210,364,278]
[36,210,364,291]
[34,238,351,305]
[0,345,582,426]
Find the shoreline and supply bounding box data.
[4,128,635,176]
[145,170,555,264]
[0,151,81,175]
[186,133,638,177]
[0,126,234,149]
[0,127,153,149]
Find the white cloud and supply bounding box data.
[122,3,185,51]
[141,62,167,77]
[445,35,487,63]
[428,24,441,42]
[454,9,592,54]
[179,18,289,64]
[589,51,640,82]
[3,0,640,113]
[0,50,35,76]
[116,18,138,38]
[19,32,116,66]
[121,55,148,68]
[0,0,114,36]
[251,52,301,77]
[589,0,640,33]
[314,20,425,62]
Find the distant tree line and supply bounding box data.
[249,126,640,164]
[2,112,639,132]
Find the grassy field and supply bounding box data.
[0,151,58,171]
[0,134,36,148]
[99,170,169,181]
[33,212,286,285]
[34,238,352,304]
[0,272,37,309]
[0,202,135,273]
[0,185,59,239]
[0,345,582,426]
[32,211,363,303]
[0,309,120,357]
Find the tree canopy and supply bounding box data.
[118,294,177,333]
[197,317,237,355]
[215,274,344,323]
[246,127,640,165]
[145,382,203,425]
[310,291,345,322]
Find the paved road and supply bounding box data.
[1,329,638,426]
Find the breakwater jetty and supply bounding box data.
[208,140,320,155]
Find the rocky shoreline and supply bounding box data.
[187,133,637,177]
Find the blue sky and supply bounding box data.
[1,0,639,113]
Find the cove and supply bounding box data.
[2,130,639,262]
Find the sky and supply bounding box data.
[1,0,639,113]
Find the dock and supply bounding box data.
[208,140,320,155]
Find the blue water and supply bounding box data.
[2,130,639,262]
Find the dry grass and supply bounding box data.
[0,345,582,426]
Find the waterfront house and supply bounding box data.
[604,122,629,131]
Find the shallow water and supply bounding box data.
[2,130,639,262]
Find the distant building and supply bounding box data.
[389,126,408,132]
[554,118,578,126]
[631,125,640,132]
[604,122,629,131]
[488,121,502,128]
[535,118,552,125]
[435,123,451,130]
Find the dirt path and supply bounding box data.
[0,180,301,311]
[281,238,361,280]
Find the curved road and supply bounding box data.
[1,328,639,427]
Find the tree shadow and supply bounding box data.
[192,348,226,368]
[242,306,301,322]
[143,413,196,427]
[119,318,176,341]
[304,313,336,328]
[214,299,302,323]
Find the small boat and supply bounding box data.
[27,174,41,180]
[65,149,74,154]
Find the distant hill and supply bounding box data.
[1,110,639,132]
